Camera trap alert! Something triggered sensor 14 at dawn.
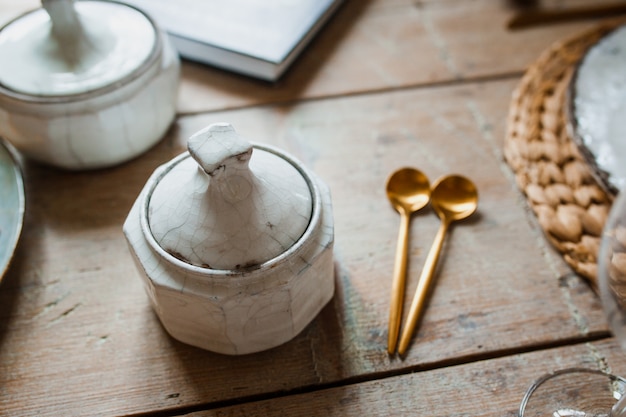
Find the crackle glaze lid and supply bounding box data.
[147,123,313,270]
[0,0,157,97]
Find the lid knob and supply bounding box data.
[189,123,253,176]
[42,0,82,44]
[41,0,107,68]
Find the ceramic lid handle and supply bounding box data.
[188,123,253,178]
[42,0,84,43]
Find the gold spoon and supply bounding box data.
[386,168,431,354]
[397,174,478,356]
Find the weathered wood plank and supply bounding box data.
[182,338,626,417]
[0,78,606,416]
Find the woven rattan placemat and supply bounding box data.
[504,19,626,287]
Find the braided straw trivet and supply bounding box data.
[504,19,626,287]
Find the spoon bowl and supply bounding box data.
[431,175,479,223]
[385,167,431,354]
[397,174,478,356]
[387,168,431,215]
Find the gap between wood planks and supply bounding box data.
[175,71,525,118]
[126,331,610,417]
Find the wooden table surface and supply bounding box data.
[1,1,625,416]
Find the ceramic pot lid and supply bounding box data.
[147,123,313,270]
[0,0,156,96]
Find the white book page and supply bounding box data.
[123,0,336,63]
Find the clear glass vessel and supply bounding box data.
[520,189,626,416]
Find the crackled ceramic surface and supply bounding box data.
[124,123,335,355]
[573,24,626,192]
[149,123,312,269]
[0,0,179,169]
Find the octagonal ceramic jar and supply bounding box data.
[124,123,335,355]
[0,0,180,169]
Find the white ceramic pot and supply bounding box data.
[124,123,335,355]
[0,0,180,170]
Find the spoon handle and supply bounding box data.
[387,211,411,354]
[397,219,449,356]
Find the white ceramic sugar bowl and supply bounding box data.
[124,123,335,355]
[0,0,179,169]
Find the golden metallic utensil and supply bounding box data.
[385,168,431,355]
[507,3,626,30]
[397,174,478,356]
